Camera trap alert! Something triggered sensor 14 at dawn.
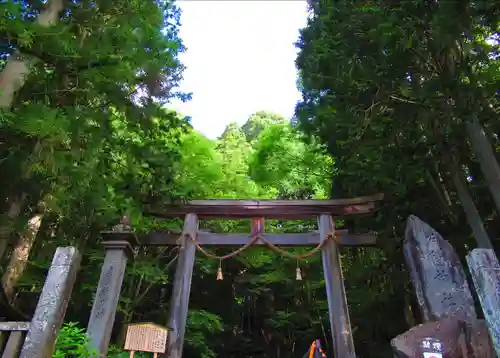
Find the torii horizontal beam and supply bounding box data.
[144,230,376,247]
[147,193,383,219]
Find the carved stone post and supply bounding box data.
[391,216,496,357]
[87,216,139,357]
[19,247,81,358]
[318,215,356,358]
[403,215,476,322]
[167,214,198,358]
[466,248,500,356]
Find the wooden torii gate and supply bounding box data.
[147,193,383,358]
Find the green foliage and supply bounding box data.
[185,310,224,358]
[250,122,333,199]
[294,0,500,356]
[240,110,286,143]
[53,322,97,358]
[54,323,153,358]
[172,130,225,199]
[5,1,500,357]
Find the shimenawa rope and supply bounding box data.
[178,232,337,261]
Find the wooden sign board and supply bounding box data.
[124,322,170,353]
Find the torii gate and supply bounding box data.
[148,194,383,358]
[85,194,383,358]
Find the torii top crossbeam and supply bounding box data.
[147,193,384,220]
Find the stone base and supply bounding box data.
[391,316,495,358]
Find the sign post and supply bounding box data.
[124,322,170,358]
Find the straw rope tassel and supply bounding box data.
[217,260,223,280]
[296,261,302,281]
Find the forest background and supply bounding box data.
[2,0,500,357]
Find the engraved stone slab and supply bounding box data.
[466,248,500,357]
[19,247,81,358]
[87,248,129,356]
[124,323,169,353]
[404,215,475,322]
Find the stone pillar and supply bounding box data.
[466,248,500,357]
[87,216,139,357]
[19,247,81,358]
[167,214,198,358]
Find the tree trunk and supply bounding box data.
[446,152,493,249]
[1,212,44,303]
[0,0,64,258]
[425,165,456,223]
[0,0,64,108]
[465,116,500,215]
[0,194,26,261]
[0,141,44,261]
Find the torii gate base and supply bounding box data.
[151,196,382,358]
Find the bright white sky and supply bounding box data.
[169,1,309,139]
